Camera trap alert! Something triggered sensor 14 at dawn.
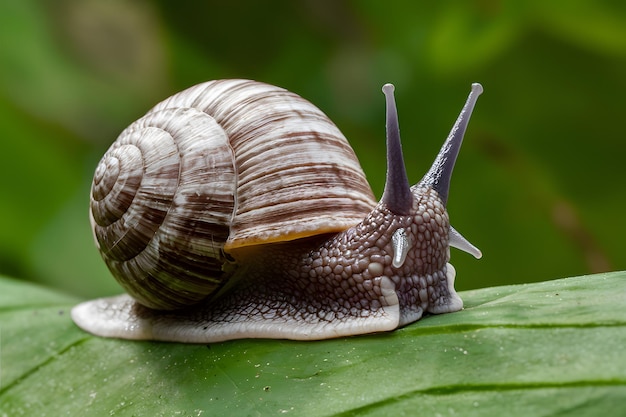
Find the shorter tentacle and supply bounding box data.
[449,226,482,259]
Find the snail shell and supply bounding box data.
[89,80,377,310]
[73,79,483,343]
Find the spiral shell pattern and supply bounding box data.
[90,79,377,310]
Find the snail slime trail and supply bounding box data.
[72,79,483,343]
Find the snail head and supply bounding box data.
[380,83,483,271]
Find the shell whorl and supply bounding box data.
[90,79,376,310]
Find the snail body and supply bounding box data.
[72,79,483,343]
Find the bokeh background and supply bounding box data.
[1,0,625,300]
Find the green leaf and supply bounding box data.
[1,272,624,416]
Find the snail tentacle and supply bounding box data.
[449,226,482,259]
[419,83,483,205]
[381,83,413,216]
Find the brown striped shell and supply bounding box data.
[90,79,377,310]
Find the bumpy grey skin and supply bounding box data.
[72,191,455,342]
[71,83,483,343]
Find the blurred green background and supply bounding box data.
[1,0,625,300]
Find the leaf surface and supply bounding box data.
[1,272,625,416]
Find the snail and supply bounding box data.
[71,79,483,343]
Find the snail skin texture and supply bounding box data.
[72,79,483,343]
